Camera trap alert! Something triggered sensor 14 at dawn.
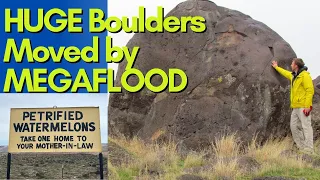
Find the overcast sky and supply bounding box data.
[1,0,319,145]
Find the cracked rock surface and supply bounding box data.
[312,76,320,142]
[108,0,305,150]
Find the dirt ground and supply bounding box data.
[0,151,108,179]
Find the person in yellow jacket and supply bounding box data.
[272,58,314,153]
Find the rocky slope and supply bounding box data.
[312,76,320,141]
[0,144,108,179]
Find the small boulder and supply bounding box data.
[238,156,261,173]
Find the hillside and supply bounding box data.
[0,144,108,179]
[0,146,7,153]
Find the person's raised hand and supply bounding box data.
[271,61,278,68]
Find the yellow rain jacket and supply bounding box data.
[275,66,314,109]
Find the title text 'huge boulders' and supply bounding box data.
[109,0,302,150]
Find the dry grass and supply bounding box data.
[247,136,292,162]
[108,133,320,180]
[199,158,241,180]
[183,151,206,168]
[213,158,240,177]
[244,135,315,179]
[314,139,320,154]
[212,132,242,159]
[109,135,183,179]
[108,161,121,180]
[201,132,243,179]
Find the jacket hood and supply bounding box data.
[301,66,308,71]
[292,66,309,76]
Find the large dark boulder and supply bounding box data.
[313,76,320,97]
[313,76,320,104]
[108,0,298,150]
[312,76,320,141]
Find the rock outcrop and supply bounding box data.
[108,0,300,150]
[313,76,320,97]
[312,76,320,141]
